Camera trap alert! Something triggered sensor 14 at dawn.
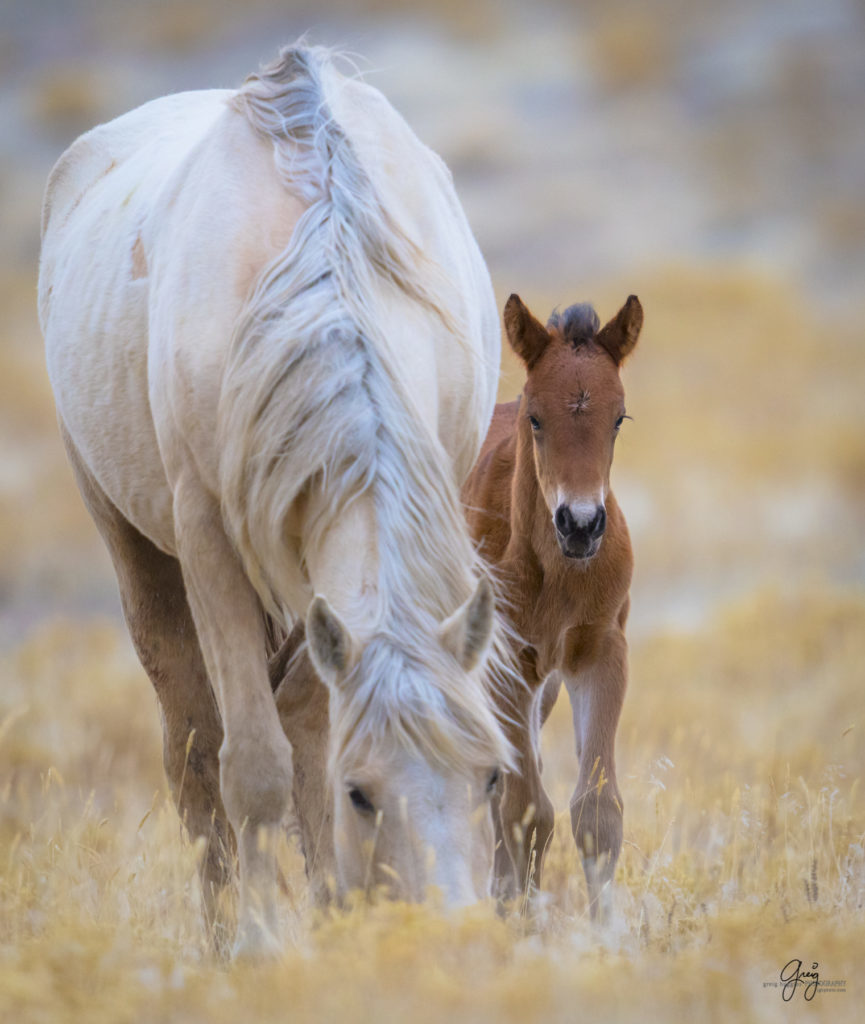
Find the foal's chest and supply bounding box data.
[524,581,592,681]
[520,585,573,679]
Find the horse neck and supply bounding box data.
[306,477,476,640]
[304,495,381,636]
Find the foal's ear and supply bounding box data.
[306,595,354,687]
[440,577,495,672]
[596,295,643,365]
[503,294,550,369]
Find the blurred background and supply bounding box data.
[1,1,864,1015]
[2,0,863,638]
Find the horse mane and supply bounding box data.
[547,303,600,348]
[218,45,515,773]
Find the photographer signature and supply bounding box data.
[780,959,820,1001]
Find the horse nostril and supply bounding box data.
[590,506,606,536]
[555,505,574,535]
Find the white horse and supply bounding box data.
[39,45,513,954]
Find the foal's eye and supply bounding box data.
[614,414,629,432]
[486,767,501,794]
[348,786,375,815]
[528,415,541,432]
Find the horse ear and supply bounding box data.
[503,294,550,369]
[440,577,495,672]
[306,595,354,687]
[596,295,643,365]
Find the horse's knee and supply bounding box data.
[219,733,294,830]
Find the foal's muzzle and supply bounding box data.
[554,503,606,560]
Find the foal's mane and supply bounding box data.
[218,45,514,773]
[546,303,600,348]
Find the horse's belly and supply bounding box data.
[42,150,188,553]
[47,255,178,553]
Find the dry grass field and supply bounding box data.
[1,1,863,1020]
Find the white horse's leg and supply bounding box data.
[173,476,294,957]
[60,425,233,948]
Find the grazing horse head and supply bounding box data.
[504,294,643,560]
[306,580,509,905]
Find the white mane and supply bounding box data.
[218,46,515,773]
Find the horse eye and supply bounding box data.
[528,415,541,431]
[348,786,375,815]
[486,767,500,794]
[615,414,629,431]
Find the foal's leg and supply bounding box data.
[496,650,555,901]
[563,626,627,923]
[271,626,335,905]
[173,475,294,956]
[61,426,232,942]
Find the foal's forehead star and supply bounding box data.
[567,390,590,414]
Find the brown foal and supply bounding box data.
[463,293,643,919]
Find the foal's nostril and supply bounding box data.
[554,502,606,557]
[554,505,574,535]
[590,506,607,537]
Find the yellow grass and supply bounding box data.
[1,589,863,1021]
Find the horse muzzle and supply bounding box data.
[554,503,606,560]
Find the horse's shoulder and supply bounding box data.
[330,72,465,244]
[347,77,454,180]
